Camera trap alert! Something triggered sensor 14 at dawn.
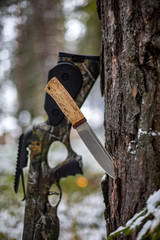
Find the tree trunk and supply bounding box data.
[13,0,63,118]
[97,0,160,238]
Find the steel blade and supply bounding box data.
[76,122,115,178]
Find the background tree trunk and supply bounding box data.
[97,0,160,238]
[13,0,63,118]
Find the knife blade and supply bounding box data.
[45,77,115,178]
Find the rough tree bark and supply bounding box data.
[97,0,160,238]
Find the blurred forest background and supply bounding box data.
[0,1,107,240]
[0,0,101,141]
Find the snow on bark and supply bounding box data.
[108,189,160,239]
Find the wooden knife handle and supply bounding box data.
[45,77,87,128]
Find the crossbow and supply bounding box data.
[14,52,100,240]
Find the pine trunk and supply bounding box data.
[98,0,160,237]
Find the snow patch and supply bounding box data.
[59,193,106,240]
[101,174,107,182]
[126,209,147,228]
[109,189,160,239]
[0,209,23,239]
[127,140,137,156]
[137,220,152,240]
[138,129,147,139]
[138,128,160,139]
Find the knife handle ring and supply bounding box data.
[73,117,87,129]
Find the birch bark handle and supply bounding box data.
[45,77,86,128]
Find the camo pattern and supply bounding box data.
[23,54,99,240]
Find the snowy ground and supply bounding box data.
[59,193,106,240]
[0,136,106,240]
[0,190,106,240]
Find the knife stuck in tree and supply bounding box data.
[45,77,115,179]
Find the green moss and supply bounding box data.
[149,223,160,240]
[0,232,6,239]
[108,226,132,239]
[0,172,26,209]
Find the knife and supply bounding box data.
[45,77,115,178]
